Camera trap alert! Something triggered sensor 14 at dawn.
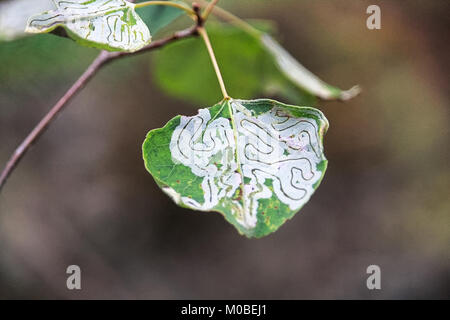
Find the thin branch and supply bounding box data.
[0,25,199,192]
[0,52,109,191]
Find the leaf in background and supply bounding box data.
[153,23,277,106]
[25,0,151,52]
[153,21,360,106]
[0,0,53,41]
[0,34,97,88]
[261,34,361,101]
[143,98,328,238]
[135,0,183,35]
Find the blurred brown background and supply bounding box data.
[0,0,449,299]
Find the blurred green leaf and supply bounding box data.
[152,22,316,106]
[143,98,328,237]
[153,23,269,105]
[153,19,361,106]
[25,0,151,52]
[0,34,96,86]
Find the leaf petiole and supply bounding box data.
[198,26,230,100]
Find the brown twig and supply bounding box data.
[0,19,202,192]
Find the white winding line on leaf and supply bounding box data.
[25,0,151,52]
[168,100,326,230]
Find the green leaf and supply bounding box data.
[153,23,278,106]
[153,22,359,106]
[0,0,53,41]
[260,34,361,101]
[135,0,183,34]
[25,0,151,52]
[142,98,329,238]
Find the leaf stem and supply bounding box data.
[226,100,247,223]
[135,1,195,16]
[197,26,229,100]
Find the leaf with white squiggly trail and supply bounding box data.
[143,99,329,238]
[25,0,151,52]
